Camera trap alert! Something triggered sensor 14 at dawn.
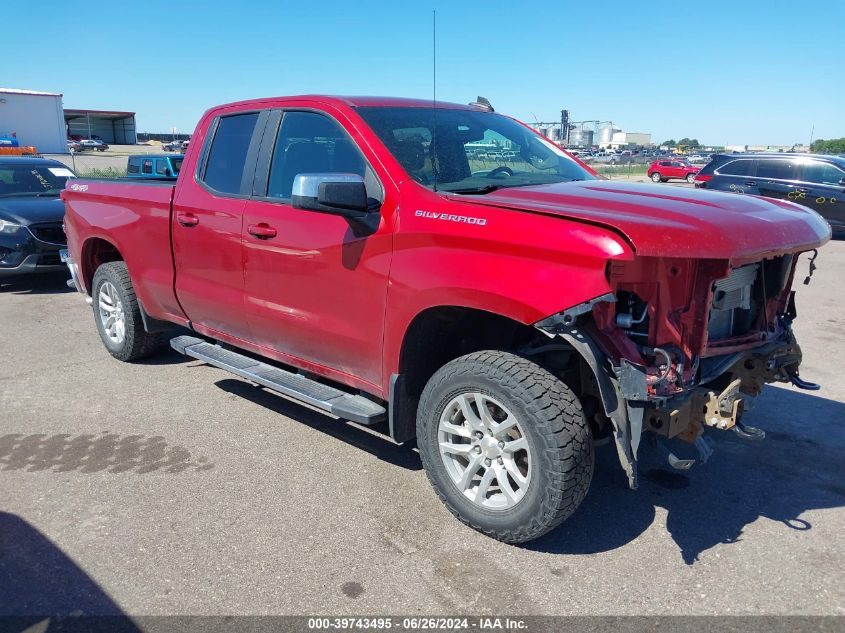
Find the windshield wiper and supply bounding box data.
[445,185,502,195]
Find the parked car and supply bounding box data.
[0,157,75,280]
[126,154,184,178]
[67,140,82,152]
[648,159,700,183]
[694,153,845,232]
[61,95,829,543]
[78,139,109,152]
[162,140,188,152]
[687,154,708,164]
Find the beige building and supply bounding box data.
[609,131,652,148]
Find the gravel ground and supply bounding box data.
[0,238,843,620]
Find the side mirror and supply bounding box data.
[291,173,380,234]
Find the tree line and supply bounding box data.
[810,138,845,154]
[660,138,701,148]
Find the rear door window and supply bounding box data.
[142,159,153,175]
[202,112,261,194]
[718,159,755,177]
[756,159,799,181]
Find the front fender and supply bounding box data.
[381,184,635,390]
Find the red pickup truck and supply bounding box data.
[61,96,830,543]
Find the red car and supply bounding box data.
[648,158,700,183]
[60,95,829,544]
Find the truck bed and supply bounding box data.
[61,178,186,325]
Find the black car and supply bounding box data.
[0,157,75,280]
[694,153,845,232]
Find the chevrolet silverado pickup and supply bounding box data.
[61,96,830,543]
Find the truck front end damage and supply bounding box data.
[536,253,820,488]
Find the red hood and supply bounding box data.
[456,180,830,259]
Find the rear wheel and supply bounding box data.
[651,171,662,183]
[91,261,164,361]
[416,351,593,543]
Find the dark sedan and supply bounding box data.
[0,157,75,279]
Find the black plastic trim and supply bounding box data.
[388,373,416,444]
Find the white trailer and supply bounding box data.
[0,88,66,153]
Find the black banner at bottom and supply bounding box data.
[0,616,841,633]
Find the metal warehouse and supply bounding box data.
[0,88,67,153]
[64,109,137,144]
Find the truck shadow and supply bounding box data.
[0,511,141,630]
[0,432,215,474]
[528,385,845,564]
[214,378,422,471]
[0,272,73,295]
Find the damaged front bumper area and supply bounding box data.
[534,253,823,490]
[629,337,816,470]
[543,322,816,489]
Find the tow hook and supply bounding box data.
[654,435,713,470]
[803,249,819,285]
[654,437,694,470]
[786,369,821,391]
[732,418,766,441]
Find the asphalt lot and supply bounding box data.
[0,241,843,618]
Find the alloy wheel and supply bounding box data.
[97,281,126,345]
[437,392,531,511]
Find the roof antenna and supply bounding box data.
[432,9,438,192]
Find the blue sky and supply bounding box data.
[3,0,842,145]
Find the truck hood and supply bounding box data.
[458,180,830,259]
[0,196,65,226]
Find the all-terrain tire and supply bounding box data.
[416,350,593,543]
[91,261,164,361]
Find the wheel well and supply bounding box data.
[389,306,553,443]
[81,238,123,292]
[389,306,605,444]
[399,307,542,401]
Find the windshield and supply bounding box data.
[356,106,596,193]
[0,164,75,197]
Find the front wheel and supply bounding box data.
[416,351,594,543]
[91,261,164,361]
[686,173,696,183]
